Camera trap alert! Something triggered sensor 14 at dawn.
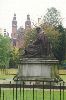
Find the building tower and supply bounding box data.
[11,13,17,46]
[25,14,31,30]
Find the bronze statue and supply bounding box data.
[23,27,52,58]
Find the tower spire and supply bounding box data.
[11,13,17,47]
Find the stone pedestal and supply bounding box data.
[16,58,59,81]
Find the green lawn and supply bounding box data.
[0,74,15,80]
[0,68,18,75]
[0,68,17,80]
[0,89,66,100]
[59,69,66,82]
[59,69,66,75]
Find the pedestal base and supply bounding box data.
[15,58,59,81]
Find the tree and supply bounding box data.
[64,29,66,59]
[41,7,66,62]
[41,24,59,40]
[24,28,37,47]
[53,25,66,62]
[41,24,65,62]
[9,47,19,68]
[44,7,62,27]
[0,35,11,68]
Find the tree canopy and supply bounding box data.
[53,25,66,61]
[0,35,11,68]
[43,7,62,27]
[24,28,37,47]
[9,47,19,68]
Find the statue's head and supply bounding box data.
[36,27,42,33]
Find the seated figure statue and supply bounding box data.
[23,27,52,58]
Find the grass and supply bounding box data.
[59,69,66,75]
[0,89,66,100]
[58,69,66,82]
[0,68,18,75]
[0,75,14,80]
[0,68,18,80]
[60,75,66,82]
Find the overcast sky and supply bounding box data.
[0,0,66,33]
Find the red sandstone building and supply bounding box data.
[11,14,31,48]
